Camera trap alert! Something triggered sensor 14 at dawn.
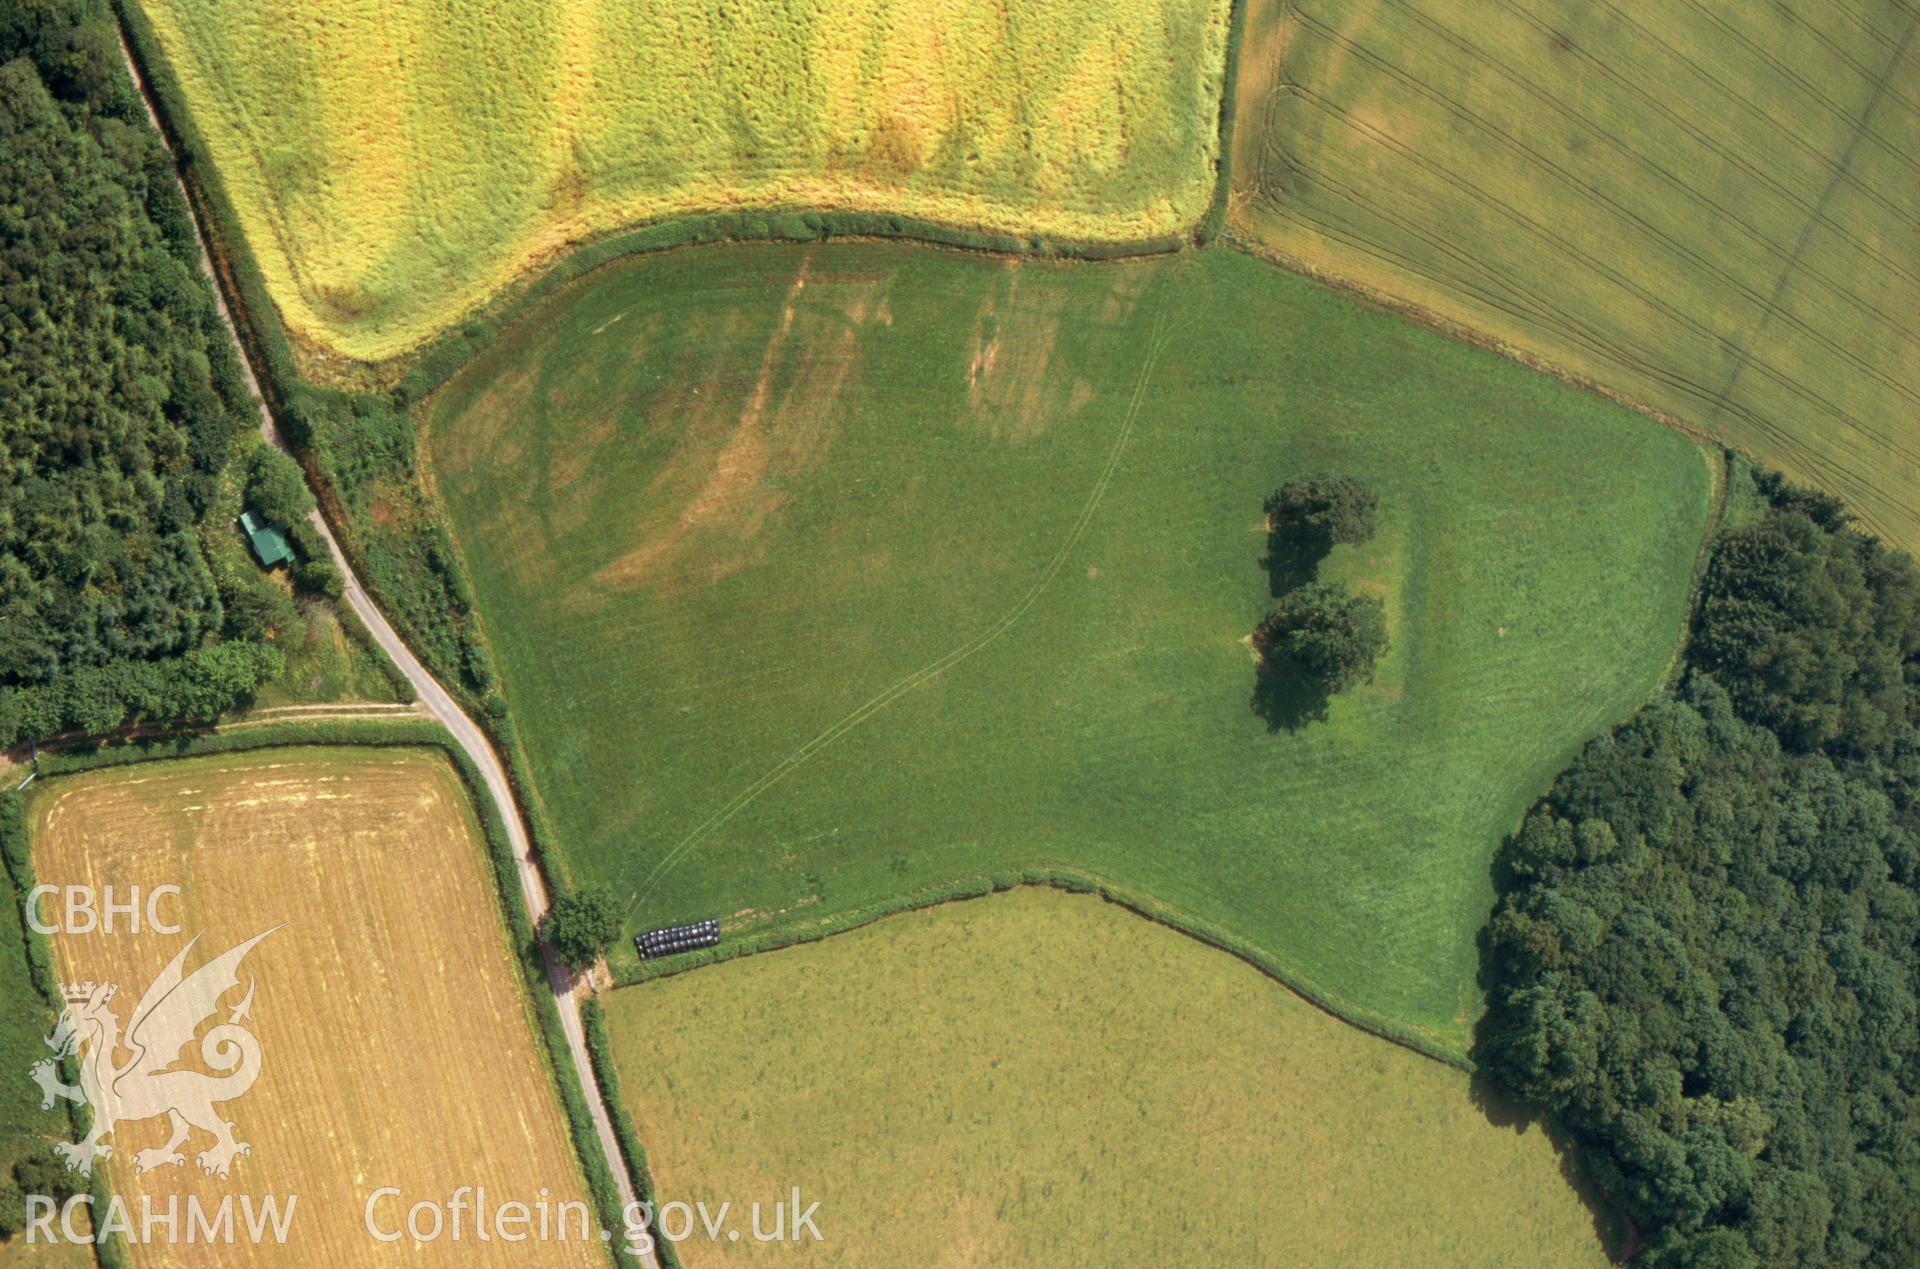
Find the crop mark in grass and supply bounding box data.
[594,256,872,591]
[628,299,1180,913]
[1709,8,1919,427]
[427,244,1715,1041]
[965,269,1079,439]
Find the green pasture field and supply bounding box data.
[131,0,1231,368]
[423,241,1709,1049]
[1230,0,1920,553]
[605,887,1616,1264]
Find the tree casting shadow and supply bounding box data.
[1261,524,1331,597]
[1466,843,1638,1264]
[1249,663,1330,734]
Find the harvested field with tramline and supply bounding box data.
[25,748,600,1267]
[1231,0,1920,551]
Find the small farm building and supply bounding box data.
[240,511,294,568]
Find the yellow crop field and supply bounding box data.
[134,0,1233,368]
[25,748,601,1267]
[605,889,1616,1265]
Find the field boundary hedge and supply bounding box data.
[1199,0,1251,244]
[17,721,640,1268]
[614,865,1471,1070]
[0,791,124,1268]
[580,999,684,1269]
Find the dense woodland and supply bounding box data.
[0,2,315,747]
[1481,471,1920,1266]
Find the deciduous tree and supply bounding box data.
[1265,474,1379,548]
[543,887,623,972]
[1254,582,1388,695]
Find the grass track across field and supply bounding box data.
[130,0,1233,367]
[24,748,601,1268]
[424,241,1710,1050]
[1229,0,1920,553]
[604,887,1617,1265]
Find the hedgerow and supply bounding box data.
[580,998,684,1269]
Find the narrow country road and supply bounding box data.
[116,33,652,1255]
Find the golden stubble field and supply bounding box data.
[26,748,601,1267]
[1229,0,1920,553]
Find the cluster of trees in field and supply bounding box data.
[1480,470,1920,1265]
[1251,475,1386,730]
[0,2,341,748]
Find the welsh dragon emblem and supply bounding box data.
[30,928,278,1179]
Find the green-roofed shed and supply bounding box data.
[239,510,294,569]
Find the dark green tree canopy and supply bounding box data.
[243,445,315,531]
[543,887,624,972]
[1265,474,1379,549]
[1691,505,1920,758]
[0,4,282,746]
[1480,471,1920,1267]
[1255,581,1388,695]
[0,56,233,684]
[1261,474,1379,595]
